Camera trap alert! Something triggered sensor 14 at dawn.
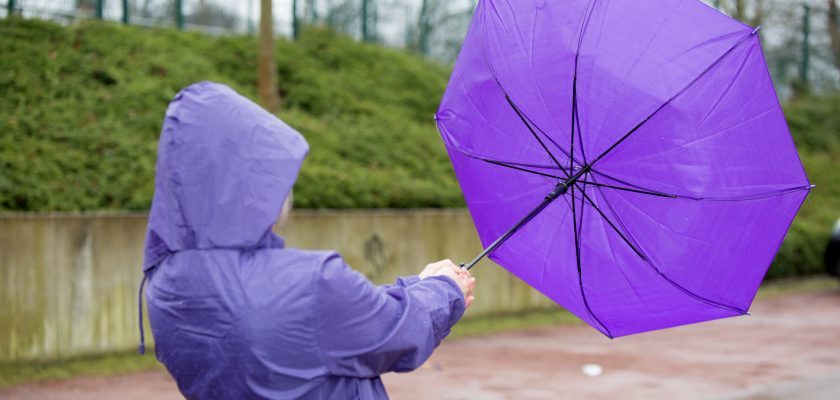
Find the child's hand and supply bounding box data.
[419,259,458,279]
[421,260,476,308]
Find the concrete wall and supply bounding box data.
[0,210,554,362]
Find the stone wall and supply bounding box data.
[0,210,554,361]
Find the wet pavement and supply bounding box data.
[2,284,839,400]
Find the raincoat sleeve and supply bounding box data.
[314,253,465,378]
[381,275,421,290]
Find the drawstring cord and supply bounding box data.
[138,274,148,355]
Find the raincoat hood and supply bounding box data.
[143,82,309,271]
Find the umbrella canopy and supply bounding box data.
[436,0,812,337]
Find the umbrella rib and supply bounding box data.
[477,11,585,171]
[481,158,566,180]
[652,266,747,314]
[569,4,613,332]
[574,82,588,164]
[581,178,811,202]
[577,186,649,261]
[570,0,597,167]
[504,94,586,169]
[477,25,585,170]
[587,29,760,167]
[589,184,747,314]
[504,95,569,173]
[571,183,615,338]
[437,123,573,174]
[570,75,579,171]
[487,159,571,172]
[575,0,598,51]
[577,180,680,199]
[590,170,676,197]
[689,185,813,202]
[588,180,646,254]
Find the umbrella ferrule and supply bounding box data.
[568,164,592,183]
[547,164,592,200]
[546,182,569,200]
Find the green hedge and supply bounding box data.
[0,18,838,279]
[765,96,840,279]
[0,18,461,211]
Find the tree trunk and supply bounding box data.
[304,0,317,22]
[417,0,431,55]
[361,0,373,42]
[750,0,764,28]
[829,0,840,71]
[733,0,746,21]
[258,0,281,113]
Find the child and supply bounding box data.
[139,82,474,399]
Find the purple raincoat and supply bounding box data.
[142,82,465,399]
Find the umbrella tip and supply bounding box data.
[434,109,455,121]
[808,184,817,189]
[750,26,761,35]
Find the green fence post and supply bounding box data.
[6,0,15,17]
[95,0,104,19]
[801,3,811,86]
[122,0,129,24]
[292,0,299,40]
[175,0,184,30]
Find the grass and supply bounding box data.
[0,308,578,390]
[0,350,163,390]
[450,307,581,339]
[1,276,835,390]
[754,275,839,299]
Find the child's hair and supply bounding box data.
[276,190,294,231]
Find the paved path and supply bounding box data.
[2,285,839,399]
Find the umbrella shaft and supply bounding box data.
[462,165,591,270]
[462,195,555,270]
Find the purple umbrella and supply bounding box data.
[436,0,812,337]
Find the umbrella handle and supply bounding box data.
[460,181,574,271]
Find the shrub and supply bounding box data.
[0,18,459,211]
[1,18,838,279]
